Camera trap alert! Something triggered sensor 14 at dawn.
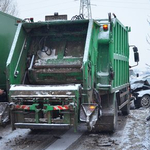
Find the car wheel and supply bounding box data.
[134,97,141,109]
[141,95,150,108]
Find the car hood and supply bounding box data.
[130,77,150,91]
[130,82,145,90]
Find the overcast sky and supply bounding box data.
[15,0,150,71]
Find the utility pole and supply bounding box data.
[79,0,92,19]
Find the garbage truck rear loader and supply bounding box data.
[7,15,138,132]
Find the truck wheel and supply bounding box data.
[121,100,130,115]
[93,100,118,132]
[141,95,150,108]
[134,98,141,109]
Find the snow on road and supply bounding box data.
[0,108,149,150]
[67,108,150,150]
[118,108,150,150]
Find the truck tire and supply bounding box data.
[93,99,118,132]
[134,98,141,109]
[121,100,130,115]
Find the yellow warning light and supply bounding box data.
[89,105,95,110]
[103,24,108,31]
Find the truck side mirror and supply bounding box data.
[133,46,138,52]
[133,46,139,62]
[129,46,139,68]
[134,52,139,62]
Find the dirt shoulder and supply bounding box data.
[67,108,150,150]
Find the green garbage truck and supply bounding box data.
[7,14,139,132]
[0,11,21,125]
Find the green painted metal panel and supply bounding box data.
[0,12,21,90]
[6,23,28,88]
[97,18,130,92]
[110,19,130,91]
[7,20,89,87]
[82,20,100,103]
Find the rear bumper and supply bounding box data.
[14,123,71,130]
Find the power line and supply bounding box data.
[94,3,150,11]
[17,0,74,7]
[92,0,150,5]
[19,5,79,20]
[19,1,77,13]
[17,0,150,20]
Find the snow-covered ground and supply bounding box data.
[68,108,150,150]
[0,108,149,150]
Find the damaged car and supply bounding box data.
[130,75,150,108]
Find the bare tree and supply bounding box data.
[0,0,18,16]
[147,17,150,44]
